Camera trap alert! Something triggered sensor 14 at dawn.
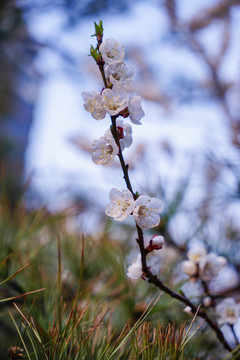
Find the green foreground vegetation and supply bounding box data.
[0,191,225,360]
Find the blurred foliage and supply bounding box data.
[0,194,225,359]
[0,0,39,208]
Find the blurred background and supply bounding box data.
[1,0,240,357]
[1,0,240,240]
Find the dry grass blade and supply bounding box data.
[8,311,31,360]
[0,253,12,270]
[13,302,43,345]
[180,305,203,351]
[0,262,31,287]
[0,288,46,303]
[73,307,110,354]
[107,293,162,360]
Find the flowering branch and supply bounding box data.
[81,21,239,355]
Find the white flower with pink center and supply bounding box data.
[91,134,119,167]
[105,62,134,89]
[81,90,106,120]
[215,298,240,325]
[105,188,135,221]
[133,195,163,230]
[102,89,129,116]
[99,38,125,65]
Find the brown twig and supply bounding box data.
[110,116,136,198]
[135,220,233,353]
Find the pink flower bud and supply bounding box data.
[151,235,164,249]
[146,235,164,253]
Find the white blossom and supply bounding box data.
[81,90,106,120]
[187,246,207,263]
[104,119,132,151]
[91,134,119,166]
[182,260,198,277]
[105,188,135,221]
[105,62,134,89]
[102,89,129,116]
[99,38,125,65]
[199,253,227,281]
[133,195,163,230]
[215,298,240,324]
[128,93,145,125]
[127,254,142,280]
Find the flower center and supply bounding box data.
[138,205,147,216]
[226,309,235,318]
[106,44,119,59]
[113,71,121,80]
[108,99,119,110]
[105,145,113,155]
[116,199,131,213]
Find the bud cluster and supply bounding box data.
[182,246,227,281]
[82,32,145,167]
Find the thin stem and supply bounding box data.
[96,59,134,195]
[110,116,135,197]
[98,63,108,89]
[201,280,216,306]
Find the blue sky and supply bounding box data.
[24,1,240,213]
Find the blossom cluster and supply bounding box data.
[82,32,165,283]
[106,188,163,230]
[91,119,132,166]
[182,247,240,325]
[82,38,145,167]
[82,35,164,232]
[182,246,227,281]
[184,298,240,326]
[83,39,144,122]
